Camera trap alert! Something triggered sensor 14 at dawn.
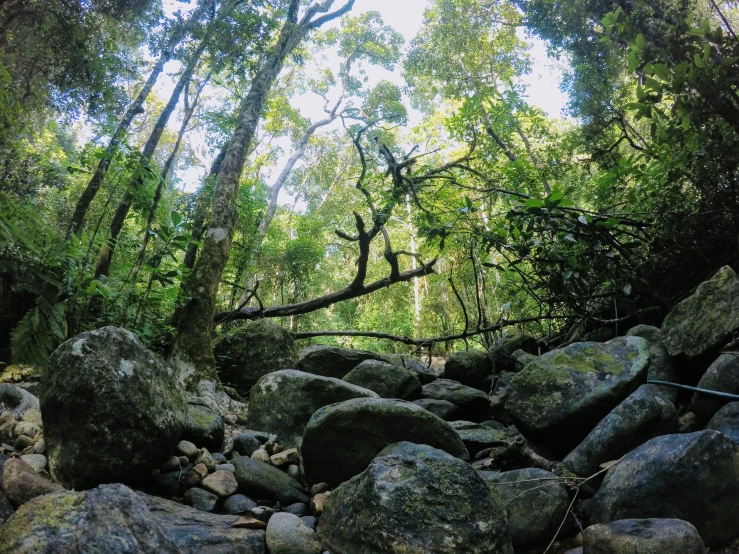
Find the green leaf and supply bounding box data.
[694,54,706,69]
[170,211,182,227]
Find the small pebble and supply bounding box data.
[310,492,330,516]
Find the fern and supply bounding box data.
[10,297,67,365]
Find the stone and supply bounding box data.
[385,353,442,384]
[220,436,234,456]
[251,446,271,464]
[0,384,39,420]
[448,420,517,457]
[152,466,191,498]
[286,464,300,480]
[19,453,46,473]
[706,401,739,444]
[14,421,40,438]
[222,493,258,514]
[247,369,378,448]
[1,457,62,507]
[214,320,299,390]
[0,490,11,526]
[212,452,227,463]
[20,408,41,425]
[141,492,266,553]
[411,398,460,420]
[421,378,490,421]
[443,349,494,390]
[233,431,265,456]
[41,327,187,489]
[184,487,219,512]
[510,349,538,372]
[216,463,235,472]
[271,447,299,466]
[489,333,539,373]
[266,512,322,554]
[563,384,678,477]
[0,484,180,554]
[32,437,45,454]
[180,463,208,491]
[309,483,330,496]
[285,502,309,516]
[297,345,387,379]
[587,430,739,547]
[196,448,217,472]
[300,516,317,530]
[505,337,649,454]
[176,440,199,460]
[318,442,513,554]
[483,468,571,548]
[161,456,181,472]
[626,325,679,402]
[342,360,422,399]
[182,403,225,452]
[232,456,309,505]
[250,506,275,522]
[691,353,739,419]
[14,435,33,451]
[662,266,739,357]
[0,419,16,443]
[309,492,329,515]
[583,518,707,554]
[201,470,238,497]
[302,397,469,486]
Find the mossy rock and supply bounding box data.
[504,336,649,455]
[489,333,539,373]
[297,345,387,379]
[214,320,298,391]
[443,349,493,390]
[691,353,739,419]
[232,456,308,505]
[626,325,679,403]
[318,442,514,554]
[706,401,739,445]
[421,378,490,421]
[583,519,707,554]
[342,360,422,400]
[0,383,39,420]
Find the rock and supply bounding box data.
[706,401,739,444]
[177,440,199,460]
[309,492,329,516]
[251,446,271,464]
[0,484,180,554]
[14,421,40,438]
[201,470,238,497]
[309,483,330,496]
[141,492,266,553]
[184,487,219,512]
[0,418,16,443]
[297,345,387,379]
[271,447,299,466]
[483,468,571,548]
[286,464,300,480]
[318,442,513,554]
[161,455,181,472]
[421,378,490,421]
[41,327,187,489]
[563,384,678,477]
[0,490,11,526]
[662,266,739,357]
[182,403,225,451]
[443,350,494,390]
[1,457,62,507]
[583,518,707,554]
[448,420,516,457]
[212,452,227,463]
[588,430,739,547]
[152,465,191,497]
[196,448,217,472]
[489,333,539,373]
[302,397,469,486]
[233,431,266,456]
[691,353,739,419]
[20,408,41,425]
[385,353,442,384]
[300,516,317,530]
[285,502,309,516]
[14,435,33,451]
[0,384,39,420]
[232,456,309,505]
[510,349,538,372]
[342,360,422,399]
[216,463,235,472]
[32,437,45,454]
[214,320,299,390]
[266,512,322,554]
[247,370,378,448]
[222,493,258,514]
[626,325,679,402]
[19,453,46,473]
[250,506,275,522]
[412,398,460,420]
[490,371,516,420]
[505,337,649,454]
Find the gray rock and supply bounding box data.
[141,492,266,553]
[1,457,62,507]
[232,456,309,505]
[510,349,538,372]
[233,431,266,457]
[216,463,235,472]
[449,420,516,457]
[182,403,225,451]
[0,484,180,554]
[0,491,11,526]
[706,401,739,444]
[222,493,258,514]
[266,512,321,554]
[691,353,739,419]
[443,350,493,390]
[490,371,516,420]
[247,370,377,448]
[342,360,422,400]
[588,430,739,547]
[489,333,539,373]
[483,468,571,548]
[214,321,298,391]
[41,327,187,489]
[19,454,46,473]
[302,397,469,486]
[285,502,309,516]
[318,442,513,554]
[563,384,678,477]
[421,378,490,421]
[300,516,317,530]
[201,470,238,497]
[196,448,217,472]
[412,398,460,420]
[505,337,649,454]
[626,325,679,402]
[177,440,199,460]
[384,354,441,384]
[297,345,387,379]
[184,487,219,512]
[583,518,707,554]
[662,266,739,357]
[0,384,39,420]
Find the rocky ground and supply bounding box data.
[2,266,739,553]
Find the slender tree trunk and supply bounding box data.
[515,125,551,195]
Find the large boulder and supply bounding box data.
[182,403,224,452]
[421,378,490,421]
[232,456,309,505]
[41,326,187,489]
[0,383,39,420]
[0,484,180,554]
[691,353,739,419]
[706,401,739,444]
[563,384,678,477]
[342,360,422,400]
[504,337,649,454]
[302,397,469,486]
[384,353,441,384]
[246,370,378,448]
[318,442,514,554]
[483,468,571,548]
[449,420,516,457]
[297,345,387,379]
[412,398,459,420]
[626,325,679,403]
[661,266,739,357]
[582,519,707,554]
[443,349,493,390]
[489,333,539,373]
[214,320,298,391]
[587,430,739,547]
